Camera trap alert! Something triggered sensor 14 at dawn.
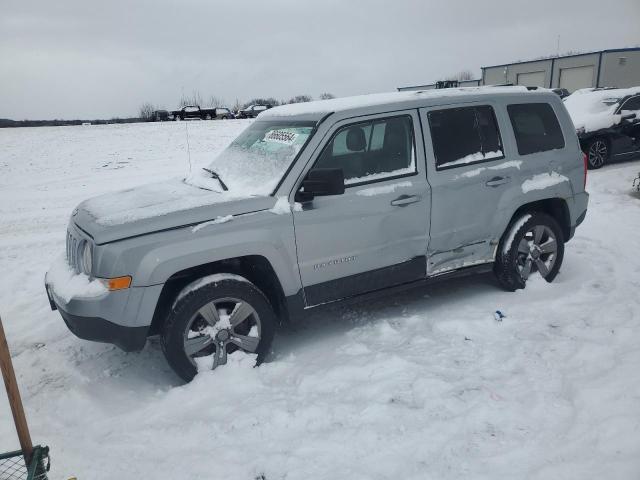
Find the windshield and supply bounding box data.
[186,120,315,196]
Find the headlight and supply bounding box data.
[81,241,93,275]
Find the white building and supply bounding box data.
[399,47,640,93]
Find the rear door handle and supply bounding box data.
[485,176,510,187]
[390,194,421,207]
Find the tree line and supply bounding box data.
[139,91,336,120]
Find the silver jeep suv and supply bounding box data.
[45,87,589,381]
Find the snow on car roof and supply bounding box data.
[564,86,640,132]
[260,86,531,119]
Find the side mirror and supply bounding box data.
[296,168,345,202]
[621,112,637,121]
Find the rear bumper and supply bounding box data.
[45,272,163,352]
[567,191,589,241]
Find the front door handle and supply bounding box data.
[485,176,510,187]
[390,194,421,207]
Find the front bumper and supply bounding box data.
[57,306,148,352]
[45,274,163,352]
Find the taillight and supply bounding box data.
[583,152,588,189]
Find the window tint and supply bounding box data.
[428,106,503,169]
[507,103,564,155]
[621,96,640,111]
[315,116,416,184]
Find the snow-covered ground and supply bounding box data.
[1,121,640,479]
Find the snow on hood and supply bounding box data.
[82,177,245,226]
[564,86,640,133]
[77,177,273,244]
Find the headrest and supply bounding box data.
[346,127,366,152]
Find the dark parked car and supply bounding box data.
[564,87,640,169]
[151,110,170,122]
[214,107,235,119]
[552,88,570,99]
[237,104,272,119]
[171,105,217,121]
[524,86,570,99]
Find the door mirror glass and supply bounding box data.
[621,112,637,121]
[296,168,345,202]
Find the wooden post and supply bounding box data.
[0,315,33,464]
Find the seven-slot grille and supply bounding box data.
[66,229,81,273]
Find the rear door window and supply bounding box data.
[428,106,504,170]
[507,103,565,155]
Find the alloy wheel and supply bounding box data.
[183,297,261,370]
[588,140,607,168]
[516,225,558,281]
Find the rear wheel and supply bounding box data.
[161,275,276,382]
[494,212,564,291]
[205,114,212,120]
[585,137,609,169]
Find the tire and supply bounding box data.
[161,275,276,382]
[494,212,565,292]
[205,114,212,120]
[585,137,609,169]
[174,116,181,121]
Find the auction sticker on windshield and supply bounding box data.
[264,129,299,145]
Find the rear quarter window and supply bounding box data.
[507,103,565,156]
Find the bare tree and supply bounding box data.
[179,90,204,107]
[232,98,242,112]
[456,70,475,81]
[207,95,225,108]
[288,94,313,104]
[139,102,155,120]
[442,70,476,82]
[244,97,280,108]
[319,93,335,100]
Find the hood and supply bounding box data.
[74,178,273,244]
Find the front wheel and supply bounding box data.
[161,275,276,382]
[585,137,609,169]
[494,212,564,291]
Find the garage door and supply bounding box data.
[516,71,546,87]
[559,65,594,92]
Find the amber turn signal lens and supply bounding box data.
[101,276,132,291]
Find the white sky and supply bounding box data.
[1,0,639,120]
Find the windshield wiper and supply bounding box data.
[202,168,229,191]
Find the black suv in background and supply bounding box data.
[237,104,272,119]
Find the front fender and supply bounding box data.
[93,211,302,296]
